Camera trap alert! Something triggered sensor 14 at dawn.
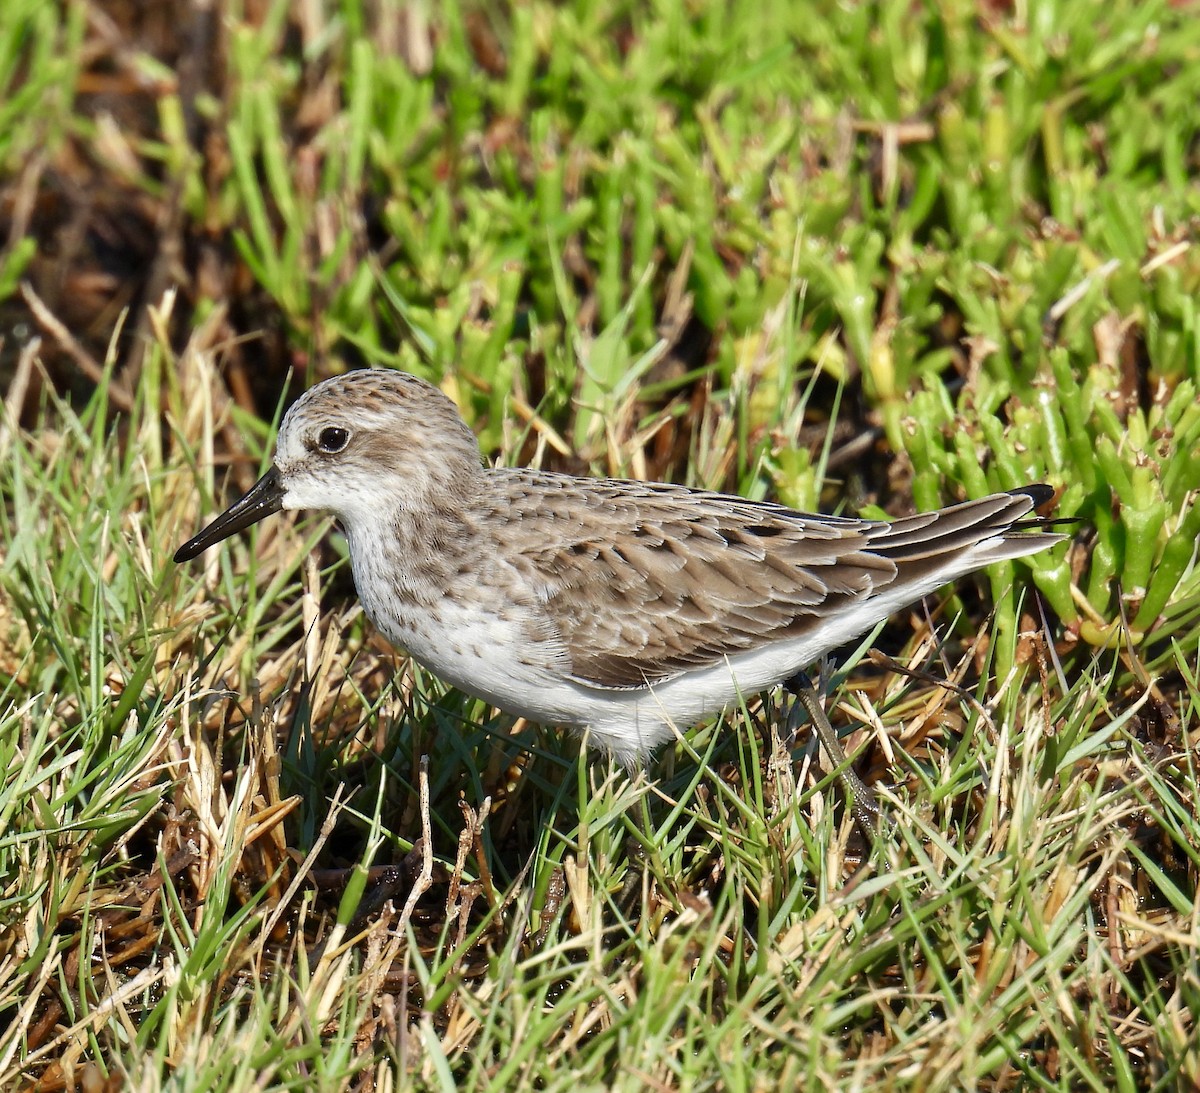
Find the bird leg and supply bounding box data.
[783,670,882,835]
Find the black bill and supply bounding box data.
[174,466,286,562]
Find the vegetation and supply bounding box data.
[0,0,1197,1088]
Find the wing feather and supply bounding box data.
[488,472,895,689]
[481,472,1051,690]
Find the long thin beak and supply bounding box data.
[174,467,286,562]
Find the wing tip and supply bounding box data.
[1006,483,1055,511]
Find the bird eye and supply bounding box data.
[316,426,349,453]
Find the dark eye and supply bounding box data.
[317,426,349,453]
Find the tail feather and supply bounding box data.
[868,487,1062,575]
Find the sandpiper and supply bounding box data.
[176,368,1060,828]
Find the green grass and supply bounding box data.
[1,0,1199,1088]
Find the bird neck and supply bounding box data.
[343,476,480,608]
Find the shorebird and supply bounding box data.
[176,369,1060,827]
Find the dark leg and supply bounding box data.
[783,670,883,835]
